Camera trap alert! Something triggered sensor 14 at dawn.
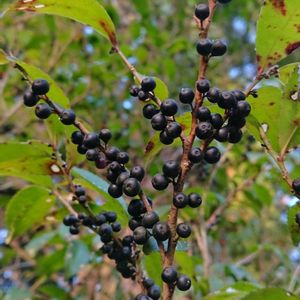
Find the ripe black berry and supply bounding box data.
[211,40,227,56]
[109,161,122,175]
[143,278,155,289]
[228,128,243,144]
[228,116,246,128]
[116,171,130,187]
[196,79,210,93]
[232,90,246,101]
[77,144,88,154]
[123,178,141,197]
[188,193,202,208]
[106,146,120,161]
[122,235,134,246]
[105,211,117,223]
[32,79,50,95]
[128,199,146,217]
[116,151,129,164]
[195,3,210,21]
[292,178,300,194]
[108,184,123,198]
[99,223,113,236]
[60,109,76,125]
[112,222,121,232]
[138,90,149,101]
[75,185,85,197]
[215,127,229,142]
[133,226,149,244]
[188,147,203,163]
[99,128,112,143]
[236,101,251,117]
[163,160,180,179]
[95,157,107,169]
[69,226,80,235]
[35,103,52,119]
[129,218,141,230]
[152,222,171,241]
[152,174,170,190]
[141,77,156,92]
[23,91,39,107]
[143,104,159,119]
[71,131,84,144]
[196,106,211,121]
[218,91,237,109]
[148,285,161,300]
[78,195,86,204]
[160,131,174,145]
[173,193,188,208]
[130,166,145,181]
[142,211,159,228]
[179,87,195,104]
[206,87,222,103]
[151,113,167,131]
[196,39,213,56]
[63,214,78,226]
[130,85,140,97]
[86,149,98,161]
[94,213,106,225]
[135,294,151,300]
[161,267,177,284]
[160,99,178,116]
[176,223,192,238]
[204,146,221,164]
[83,132,100,149]
[196,122,214,139]
[165,122,182,138]
[211,113,223,129]
[176,274,191,291]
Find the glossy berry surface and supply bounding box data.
[83,132,100,149]
[188,147,203,163]
[195,3,210,21]
[207,87,221,103]
[99,128,112,143]
[176,275,191,291]
[196,38,213,56]
[179,87,195,104]
[143,104,159,119]
[141,77,156,92]
[152,174,169,190]
[196,106,211,121]
[204,146,221,164]
[197,79,210,93]
[176,223,192,238]
[130,166,145,181]
[23,91,39,107]
[60,109,76,125]
[165,122,182,138]
[133,226,149,244]
[71,131,84,144]
[142,211,159,228]
[148,285,161,300]
[211,40,227,56]
[161,267,177,283]
[160,99,178,116]
[123,178,141,197]
[173,193,188,208]
[32,79,50,95]
[151,113,167,131]
[152,222,171,241]
[188,193,202,208]
[163,160,180,179]
[160,131,174,145]
[35,103,52,119]
[196,122,214,139]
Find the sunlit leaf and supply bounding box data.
[242,288,298,300]
[256,0,300,72]
[11,0,117,45]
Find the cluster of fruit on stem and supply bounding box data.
[19,0,300,299]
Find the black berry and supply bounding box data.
[188,193,202,208]
[148,285,161,300]
[215,127,229,142]
[60,109,76,125]
[196,122,214,139]
[138,90,149,101]
[195,4,210,21]
[196,79,210,93]
[173,193,188,209]
[165,122,182,138]
[188,147,203,163]
[35,103,52,119]
[133,226,149,244]
[152,174,170,190]
[106,146,120,161]
[128,199,146,217]
[143,104,159,119]
[32,79,50,95]
[176,223,192,238]
[179,87,195,104]
[141,77,156,92]
[152,222,171,241]
[116,151,130,164]
[211,40,227,56]
[71,131,84,144]
[99,128,112,143]
[130,85,140,97]
[123,178,141,197]
[162,266,177,284]
[130,166,145,182]
[292,178,300,194]
[176,274,191,291]
[83,132,100,149]
[142,211,159,228]
[23,91,39,107]
[151,113,167,131]
[206,87,222,103]
[163,160,180,179]
[108,184,123,198]
[86,149,98,161]
[160,99,178,116]
[204,146,221,164]
[105,211,117,223]
[196,39,213,56]
[211,113,223,129]
[196,106,211,121]
[160,131,174,145]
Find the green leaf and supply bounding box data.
[3,287,32,300]
[38,283,70,300]
[204,282,259,300]
[145,112,191,164]
[0,49,9,65]
[37,248,66,276]
[0,141,57,187]
[5,186,54,239]
[65,240,90,277]
[11,0,117,45]
[143,252,163,287]
[71,167,129,226]
[25,231,56,256]
[256,0,300,72]
[287,201,300,246]
[242,288,298,300]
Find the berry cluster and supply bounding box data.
[162,267,191,291]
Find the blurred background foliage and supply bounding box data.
[0,0,300,299]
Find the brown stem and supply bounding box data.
[162,1,217,299]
